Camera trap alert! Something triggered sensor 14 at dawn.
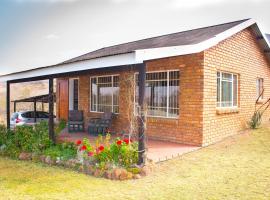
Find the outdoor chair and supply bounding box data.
[88,112,114,136]
[68,110,84,132]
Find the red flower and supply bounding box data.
[116,140,122,146]
[88,151,94,157]
[123,139,131,145]
[80,145,87,151]
[98,145,104,151]
[76,140,82,146]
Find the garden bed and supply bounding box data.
[0,122,154,180]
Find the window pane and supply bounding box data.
[91,78,97,111]
[256,78,263,99]
[135,71,179,118]
[91,76,119,113]
[113,76,119,113]
[233,75,237,106]
[73,79,79,110]
[221,80,232,107]
[222,73,232,81]
[168,71,179,117]
[217,74,220,107]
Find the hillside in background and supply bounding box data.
[0,81,49,124]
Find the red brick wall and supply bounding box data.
[56,27,270,147]
[203,27,270,146]
[57,53,205,146]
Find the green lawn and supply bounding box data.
[1,128,270,200]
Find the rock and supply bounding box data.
[40,155,46,163]
[104,171,112,179]
[127,172,133,180]
[93,169,104,177]
[31,153,40,162]
[140,166,151,176]
[87,165,95,175]
[78,165,84,172]
[112,168,122,180]
[45,156,55,165]
[133,174,141,179]
[19,152,32,160]
[119,169,128,181]
[66,159,77,168]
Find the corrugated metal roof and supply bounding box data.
[62,19,250,64]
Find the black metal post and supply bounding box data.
[6,82,10,129]
[49,78,55,143]
[34,99,37,123]
[138,63,146,165]
[14,101,16,113]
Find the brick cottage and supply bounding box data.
[1,19,270,147]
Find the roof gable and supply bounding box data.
[63,19,249,64]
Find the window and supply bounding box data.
[256,78,264,100]
[135,71,180,118]
[91,75,119,113]
[217,71,238,108]
[69,78,79,111]
[73,79,79,110]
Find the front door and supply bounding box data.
[57,79,69,121]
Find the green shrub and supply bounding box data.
[55,119,66,135]
[13,121,52,153]
[249,111,262,129]
[44,142,77,160]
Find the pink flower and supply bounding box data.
[88,152,94,157]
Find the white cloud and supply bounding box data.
[15,0,79,3]
[170,0,267,8]
[45,34,60,40]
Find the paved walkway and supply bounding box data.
[58,129,200,162]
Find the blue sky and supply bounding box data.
[0,0,269,75]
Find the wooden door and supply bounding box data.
[58,79,69,121]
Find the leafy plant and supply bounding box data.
[43,142,77,160]
[249,111,263,129]
[55,119,66,135]
[77,134,138,168]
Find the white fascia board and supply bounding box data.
[136,19,257,61]
[0,52,138,82]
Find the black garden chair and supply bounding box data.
[68,110,84,133]
[88,112,114,136]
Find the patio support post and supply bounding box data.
[34,99,37,123]
[42,102,44,111]
[138,63,146,165]
[6,81,10,129]
[14,101,16,113]
[48,78,55,143]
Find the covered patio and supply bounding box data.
[58,129,200,162]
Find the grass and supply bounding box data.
[1,127,270,200]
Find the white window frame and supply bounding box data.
[134,70,180,119]
[90,74,119,113]
[256,78,264,100]
[216,71,238,108]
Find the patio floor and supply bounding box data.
[58,129,200,162]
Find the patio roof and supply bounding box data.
[11,93,56,103]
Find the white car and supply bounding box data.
[10,111,56,129]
